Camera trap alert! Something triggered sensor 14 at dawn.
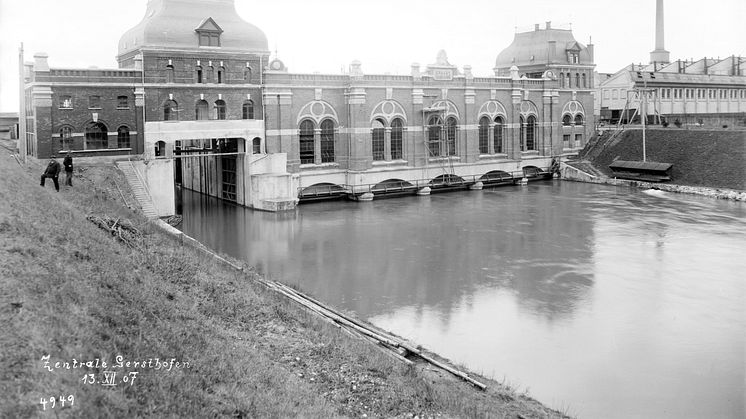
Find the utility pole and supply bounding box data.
[18,43,27,163]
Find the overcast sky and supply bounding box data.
[1,0,744,112]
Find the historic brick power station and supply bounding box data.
[21,0,596,214]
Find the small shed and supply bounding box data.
[609,160,673,182]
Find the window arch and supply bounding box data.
[574,114,584,126]
[582,73,587,88]
[299,120,315,164]
[391,118,403,160]
[371,119,385,161]
[85,121,108,150]
[242,100,254,119]
[320,119,335,163]
[566,73,571,88]
[427,115,442,157]
[196,66,203,83]
[117,126,131,149]
[559,72,564,88]
[575,73,580,88]
[562,114,572,126]
[166,65,175,83]
[214,100,226,120]
[244,67,252,82]
[252,137,262,154]
[494,116,504,154]
[59,126,73,150]
[446,117,457,156]
[217,67,225,84]
[163,100,178,121]
[478,116,490,154]
[196,100,209,120]
[525,116,536,151]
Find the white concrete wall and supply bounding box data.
[144,120,265,159]
[135,159,175,216]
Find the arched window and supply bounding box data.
[494,116,504,154]
[566,73,571,88]
[214,100,226,120]
[526,115,536,151]
[196,100,209,120]
[478,116,490,154]
[575,73,580,88]
[244,67,252,82]
[427,116,442,157]
[574,114,584,126]
[391,118,403,160]
[242,100,254,119]
[446,117,457,156]
[562,114,572,126]
[320,119,335,163]
[196,66,203,83]
[117,126,130,149]
[582,73,587,88]
[217,67,224,84]
[371,119,385,161]
[166,65,175,83]
[155,140,166,157]
[519,116,525,151]
[559,72,564,88]
[252,137,262,154]
[163,100,178,121]
[85,121,108,150]
[60,126,73,150]
[299,120,315,164]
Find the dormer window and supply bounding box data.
[195,17,223,47]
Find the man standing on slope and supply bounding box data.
[40,155,61,192]
[63,151,73,187]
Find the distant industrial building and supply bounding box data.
[597,0,746,128]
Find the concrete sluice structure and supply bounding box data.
[20,0,595,213]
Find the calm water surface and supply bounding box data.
[178,181,745,418]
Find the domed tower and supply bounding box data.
[494,22,594,90]
[117,0,268,67]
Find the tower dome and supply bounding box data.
[495,23,592,73]
[117,0,268,59]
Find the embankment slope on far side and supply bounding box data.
[584,129,746,190]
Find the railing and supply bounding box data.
[127,156,153,204]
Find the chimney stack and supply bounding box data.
[650,0,670,64]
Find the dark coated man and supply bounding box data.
[40,156,61,192]
[63,151,73,187]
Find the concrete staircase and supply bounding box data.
[116,161,158,219]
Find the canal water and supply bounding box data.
[177,181,745,419]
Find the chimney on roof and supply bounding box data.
[33,53,49,72]
[650,0,670,64]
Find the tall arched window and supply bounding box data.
[446,117,457,156]
[566,73,571,88]
[391,118,403,160]
[217,67,224,84]
[252,137,262,154]
[574,114,584,126]
[494,116,504,154]
[196,66,203,83]
[214,100,226,120]
[244,67,252,82]
[196,100,209,120]
[582,73,587,88]
[575,73,580,88]
[478,116,489,154]
[166,65,175,83]
[299,120,315,164]
[117,126,131,149]
[371,119,385,161]
[559,72,565,88]
[562,114,572,126]
[242,100,254,119]
[163,100,178,121]
[320,119,335,163]
[526,116,536,151]
[519,116,525,151]
[85,122,108,150]
[427,116,441,157]
[60,126,73,150]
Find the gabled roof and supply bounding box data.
[195,17,223,33]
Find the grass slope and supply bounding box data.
[587,129,746,190]
[0,152,566,418]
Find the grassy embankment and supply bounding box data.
[0,150,567,418]
[582,129,746,190]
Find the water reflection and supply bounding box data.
[178,182,746,419]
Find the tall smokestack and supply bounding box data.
[650,0,670,64]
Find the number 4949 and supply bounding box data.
[40,395,74,410]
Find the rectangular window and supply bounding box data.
[59,95,73,109]
[575,134,583,148]
[603,90,610,100]
[563,134,570,148]
[372,128,385,161]
[197,69,203,83]
[117,95,129,109]
[89,95,101,109]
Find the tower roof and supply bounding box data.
[117,0,268,58]
[495,24,592,70]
